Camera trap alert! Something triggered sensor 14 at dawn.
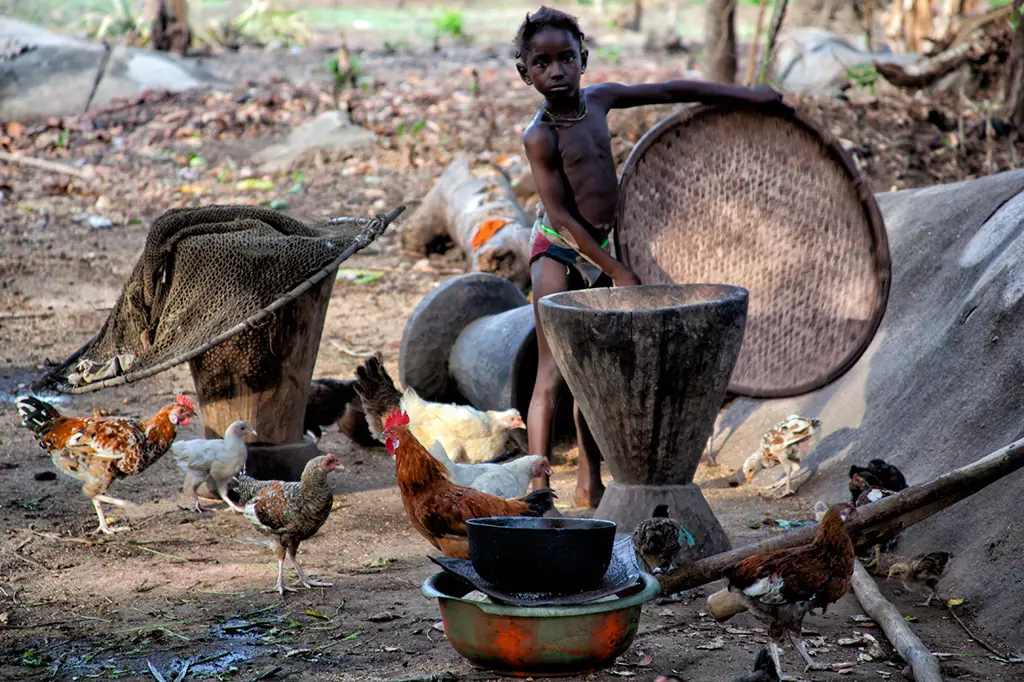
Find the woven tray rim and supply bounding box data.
[615,102,892,399]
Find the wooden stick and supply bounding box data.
[745,0,771,86]
[851,562,943,682]
[757,0,790,85]
[658,435,1024,594]
[0,151,98,181]
[946,606,1019,662]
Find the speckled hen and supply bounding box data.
[235,454,343,595]
[16,394,195,534]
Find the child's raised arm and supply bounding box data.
[524,125,640,287]
[592,80,781,110]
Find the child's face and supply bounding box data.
[516,27,587,99]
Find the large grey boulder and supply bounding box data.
[714,169,1024,646]
[772,27,919,97]
[0,17,225,123]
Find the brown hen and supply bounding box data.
[17,394,195,534]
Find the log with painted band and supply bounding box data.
[658,435,1024,595]
[401,155,532,289]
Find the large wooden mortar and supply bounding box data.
[538,284,749,556]
[187,270,336,482]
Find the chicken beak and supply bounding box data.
[250,429,258,438]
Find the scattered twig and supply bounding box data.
[947,604,1021,662]
[329,340,374,358]
[0,151,98,180]
[635,620,689,638]
[246,667,282,682]
[379,673,494,682]
[850,562,942,682]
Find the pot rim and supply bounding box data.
[422,571,661,617]
[538,283,749,316]
[466,517,617,531]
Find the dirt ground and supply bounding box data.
[2,20,1023,682]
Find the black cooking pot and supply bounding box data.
[465,517,617,593]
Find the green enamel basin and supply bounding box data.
[422,571,660,677]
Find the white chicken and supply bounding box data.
[403,390,525,463]
[352,355,525,464]
[172,420,255,512]
[741,415,822,498]
[427,440,551,498]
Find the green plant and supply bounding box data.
[432,9,468,42]
[846,63,878,94]
[74,0,149,43]
[233,0,313,47]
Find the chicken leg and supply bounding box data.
[264,544,299,595]
[216,479,244,513]
[90,495,132,534]
[767,640,800,681]
[288,547,333,589]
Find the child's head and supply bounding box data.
[514,6,587,98]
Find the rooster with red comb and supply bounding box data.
[17,393,196,534]
[381,409,557,558]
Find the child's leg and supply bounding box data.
[573,403,605,508]
[527,257,570,490]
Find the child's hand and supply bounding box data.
[749,85,782,105]
[612,267,641,287]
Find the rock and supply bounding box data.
[771,27,919,97]
[0,18,225,123]
[710,169,1024,647]
[253,110,377,172]
[88,215,112,229]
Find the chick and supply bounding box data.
[888,552,952,607]
[632,504,695,574]
[740,415,822,497]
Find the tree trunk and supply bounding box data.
[705,0,737,83]
[401,156,533,289]
[1005,0,1024,130]
[146,0,191,56]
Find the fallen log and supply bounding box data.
[851,562,944,682]
[401,155,532,289]
[874,4,1012,89]
[658,435,1024,594]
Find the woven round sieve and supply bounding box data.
[616,103,890,398]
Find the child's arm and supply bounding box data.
[524,126,640,287]
[592,80,781,110]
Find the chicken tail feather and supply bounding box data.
[16,395,62,439]
[517,487,557,516]
[353,354,403,430]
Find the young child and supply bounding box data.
[516,6,781,508]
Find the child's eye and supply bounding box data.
[561,54,574,63]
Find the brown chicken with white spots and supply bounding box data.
[235,454,343,595]
[17,394,195,534]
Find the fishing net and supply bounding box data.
[37,204,403,394]
[617,103,890,398]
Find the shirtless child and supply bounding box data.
[516,6,781,508]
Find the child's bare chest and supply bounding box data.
[555,117,614,170]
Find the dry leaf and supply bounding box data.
[6,122,24,139]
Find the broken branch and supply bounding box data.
[0,151,99,181]
[658,435,1024,594]
[850,562,943,682]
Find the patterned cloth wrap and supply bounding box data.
[528,203,615,287]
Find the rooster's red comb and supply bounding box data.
[383,410,409,431]
[176,394,195,412]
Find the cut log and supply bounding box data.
[851,562,944,682]
[658,434,1024,594]
[401,155,532,289]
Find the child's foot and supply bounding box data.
[574,481,605,509]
